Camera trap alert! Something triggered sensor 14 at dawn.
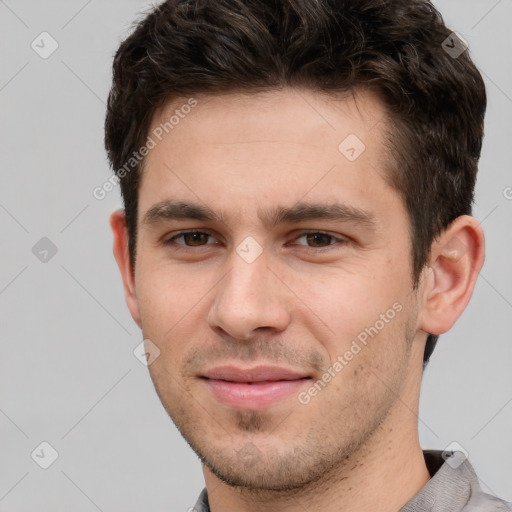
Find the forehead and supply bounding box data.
[139,88,399,223]
[149,88,386,149]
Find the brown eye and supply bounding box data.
[305,233,333,247]
[182,232,210,246]
[168,231,216,247]
[293,231,349,250]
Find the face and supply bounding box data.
[129,88,424,490]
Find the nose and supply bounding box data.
[207,248,292,340]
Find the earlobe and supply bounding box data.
[418,215,485,336]
[110,209,142,328]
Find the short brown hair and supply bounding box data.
[104,0,486,366]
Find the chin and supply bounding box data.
[189,430,343,492]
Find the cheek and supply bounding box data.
[135,261,208,329]
[316,305,414,426]
[135,263,219,371]
[293,268,404,350]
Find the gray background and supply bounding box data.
[0,0,510,510]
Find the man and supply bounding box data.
[104,0,511,510]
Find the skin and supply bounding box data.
[111,88,485,512]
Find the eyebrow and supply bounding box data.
[142,199,375,230]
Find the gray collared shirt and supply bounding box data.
[191,450,512,511]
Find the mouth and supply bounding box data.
[200,365,312,410]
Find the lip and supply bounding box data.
[202,365,309,382]
[201,365,311,410]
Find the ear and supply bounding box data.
[110,209,142,328]
[418,215,485,336]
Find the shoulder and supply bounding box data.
[463,490,512,511]
[431,450,512,512]
[401,450,511,512]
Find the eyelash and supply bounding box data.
[163,230,349,251]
